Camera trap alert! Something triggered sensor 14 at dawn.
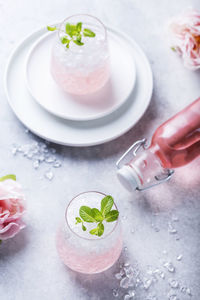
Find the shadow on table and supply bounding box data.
[26,89,160,160]
[127,159,200,213]
[62,91,160,159]
[0,230,28,258]
[65,252,128,300]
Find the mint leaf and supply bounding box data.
[89,223,104,236]
[89,228,98,235]
[73,40,84,46]
[105,210,119,222]
[76,34,82,43]
[76,22,82,33]
[47,26,57,31]
[66,23,77,37]
[70,24,77,35]
[91,208,103,222]
[97,222,104,236]
[61,37,70,44]
[171,47,176,52]
[83,28,96,37]
[101,195,114,217]
[65,23,72,36]
[79,206,96,223]
[75,217,82,224]
[0,240,2,245]
[82,224,87,231]
[0,174,16,182]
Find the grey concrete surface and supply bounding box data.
[0,0,200,299]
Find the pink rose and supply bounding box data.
[168,9,200,70]
[0,179,25,241]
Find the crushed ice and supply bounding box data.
[11,140,62,180]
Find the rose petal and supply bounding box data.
[0,179,26,240]
[167,9,200,70]
[0,219,26,240]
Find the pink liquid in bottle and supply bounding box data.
[117,98,200,192]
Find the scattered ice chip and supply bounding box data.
[172,215,179,222]
[163,262,175,273]
[124,294,131,300]
[11,139,62,179]
[120,277,130,289]
[112,289,119,297]
[143,278,152,290]
[124,261,130,267]
[38,155,45,162]
[115,273,122,280]
[53,160,62,168]
[159,272,165,279]
[168,278,179,289]
[180,286,187,294]
[135,277,141,287]
[176,255,182,261]
[45,156,55,163]
[168,222,177,234]
[186,288,192,296]
[131,228,135,234]
[12,147,18,155]
[153,269,165,280]
[128,290,135,297]
[125,266,134,278]
[27,152,34,159]
[122,215,127,220]
[124,247,128,251]
[163,250,168,255]
[17,146,23,152]
[44,170,54,181]
[120,268,125,276]
[33,160,39,169]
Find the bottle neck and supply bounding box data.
[128,147,165,187]
[116,141,174,192]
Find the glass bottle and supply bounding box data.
[117,98,200,192]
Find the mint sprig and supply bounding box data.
[75,195,119,237]
[47,22,96,49]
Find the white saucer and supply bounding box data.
[4,26,153,147]
[25,31,136,121]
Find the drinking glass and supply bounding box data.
[51,15,110,95]
[56,191,122,274]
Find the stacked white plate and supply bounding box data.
[4,26,153,146]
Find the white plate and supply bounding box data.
[25,31,136,121]
[4,26,153,147]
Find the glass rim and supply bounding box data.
[57,14,107,53]
[65,191,119,241]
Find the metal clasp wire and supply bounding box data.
[116,138,147,169]
[116,138,174,191]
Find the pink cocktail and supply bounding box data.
[51,15,110,95]
[56,191,122,274]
